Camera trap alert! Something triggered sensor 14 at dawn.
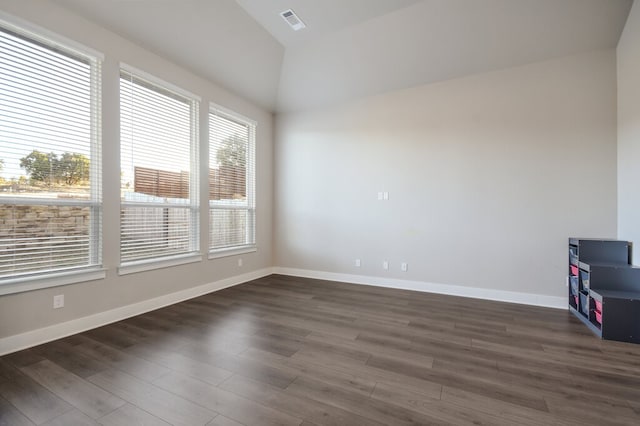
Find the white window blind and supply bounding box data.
[120,68,199,265]
[209,105,255,252]
[0,23,102,281]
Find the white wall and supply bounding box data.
[275,49,618,304]
[618,1,640,264]
[0,0,627,351]
[0,0,273,345]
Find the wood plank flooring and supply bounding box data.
[2,274,640,425]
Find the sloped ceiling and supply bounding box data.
[52,0,633,112]
[52,0,285,111]
[235,0,422,48]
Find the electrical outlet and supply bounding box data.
[355,259,361,267]
[238,258,243,267]
[382,260,389,270]
[383,192,389,200]
[53,294,64,309]
[401,262,408,272]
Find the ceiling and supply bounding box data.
[52,0,633,113]
[235,0,422,48]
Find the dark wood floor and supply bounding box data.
[2,274,640,425]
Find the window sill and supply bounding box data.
[0,268,107,296]
[119,253,202,276]
[208,246,257,259]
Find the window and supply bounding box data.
[209,105,256,253]
[0,21,102,287]
[120,67,199,269]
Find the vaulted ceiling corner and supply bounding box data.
[51,0,635,112]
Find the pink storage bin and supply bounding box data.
[595,310,602,324]
[570,265,579,276]
[595,300,602,312]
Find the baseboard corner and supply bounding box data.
[0,267,274,356]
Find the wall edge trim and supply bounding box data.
[273,267,567,310]
[0,267,274,356]
[1,266,568,355]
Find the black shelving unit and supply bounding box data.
[568,238,640,344]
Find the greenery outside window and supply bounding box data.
[209,104,256,254]
[0,20,102,289]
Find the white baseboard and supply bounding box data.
[272,267,567,310]
[0,266,567,355]
[0,267,273,356]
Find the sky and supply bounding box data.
[0,28,91,182]
[1,26,246,197]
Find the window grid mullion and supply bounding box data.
[0,23,101,283]
[119,69,199,265]
[208,106,256,252]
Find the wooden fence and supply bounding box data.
[134,166,245,200]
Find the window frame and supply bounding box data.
[208,103,257,257]
[118,64,201,274]
[0,16,105,294]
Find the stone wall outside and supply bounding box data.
[0,204,91,276]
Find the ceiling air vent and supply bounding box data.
[280,9,306,31]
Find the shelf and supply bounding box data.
[568,238,639,344]
[569,305,602,337]
[590,289,640,300]
[570,239,631,265]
